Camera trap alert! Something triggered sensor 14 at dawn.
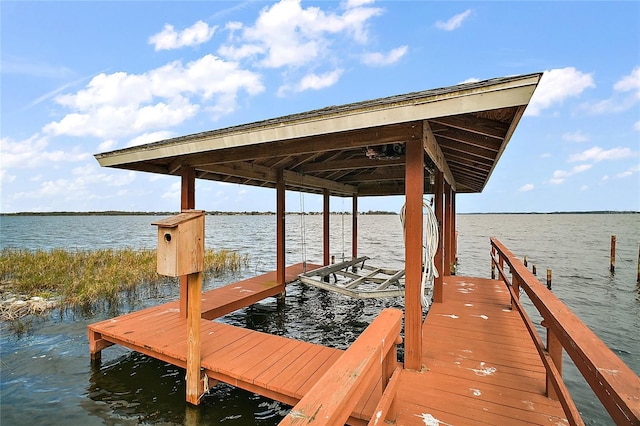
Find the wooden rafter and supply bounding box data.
[423,121,456,191]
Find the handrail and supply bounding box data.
[490,237,640,425]
[279,308,403,426]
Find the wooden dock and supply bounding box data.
[90,256,639,425]
[393,275,568,425]
[90,263,384,424]
[89,267,567,425]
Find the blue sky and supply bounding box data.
[1,1,639,214]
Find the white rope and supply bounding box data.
[400,197,439,308]
[341,198,345,263]
[299,192,307,272]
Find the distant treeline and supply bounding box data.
[2,210,637,217]
[459,211,639,215]
[1,210,399,216]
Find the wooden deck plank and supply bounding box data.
[201,263,320,320]
[90,268,569,425]
[393,275,568,425]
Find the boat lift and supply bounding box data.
[298,256,405,299]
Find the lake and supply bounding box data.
[1,213,638,425]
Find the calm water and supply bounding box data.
[1,213,638,425]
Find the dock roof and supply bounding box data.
[95,73,542,196]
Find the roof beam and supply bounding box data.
[439,139,497,162]
[429,114,509,139]
[183,122,420,167]
[423,120,456,191]
[433,127,502,152]
[339,166,406,182]
[298,157,406,173]
[198,161,356,195]
[282,170,357,195]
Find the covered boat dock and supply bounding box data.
[90,73,640,425]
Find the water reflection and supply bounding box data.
[86,351,288,425]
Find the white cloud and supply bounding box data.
[562,131,589,143]
[435,9,472,31]
[361,45,407,66]
[0,134,90,169]
[0,169,16,185]
[162,181,181,200]
[526,67,595,116]
[613,66,640,93]
[11,165,136,202]
[568,146,633,162]
[459,77,480,84]
[549,164,592,184]
[345,0,375,8]
[149,21,217,51]
[98,139,118,152]
[44,54,264,139]
[634,121,640,131]
[518,183,534,192]
[581,66,640,115]
[218,0,383,68]
[1,55,75,79]
[297,69,344,91]
[615,165,640,179]
[127,131,175,148]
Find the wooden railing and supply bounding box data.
[490,238,640,426]
[279,308,403,426]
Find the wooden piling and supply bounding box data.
[546,269,552,290]
[637,244,640,283]
[532,264,537,275]
[524,256,528,267]
[610,235,616,274]
[186,271,203,405]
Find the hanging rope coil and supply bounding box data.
[400,198,439,308]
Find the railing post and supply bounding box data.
[491,245,496,279]
[383,335,401,387]
[543,320,563,401]
[511,274,520,310]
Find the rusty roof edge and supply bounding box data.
[95,72,543,167]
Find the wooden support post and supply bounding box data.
[524,256,528,267]
[186,271,203,405]
[451,191,457,274]
[443,182,452,277]
[547,269,552,290]
[545,323,563,401]
[610,235,616,274]
[276,170,286,288]
[352,195,358,260]
[88,330,114,364]
[323,189,330,267]
[179,167,196,319]
[637,244,640,283]
[433,170,444,303]
[404,138,424,370]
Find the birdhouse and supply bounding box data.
[152,210,205,277]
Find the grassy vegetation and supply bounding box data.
[0,248,249,311]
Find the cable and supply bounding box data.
[400,198,439,308]
[299,192,307,272]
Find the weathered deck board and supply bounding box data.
[393,275,568,425]
[88,263,376,425]
[201,263,320,320]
